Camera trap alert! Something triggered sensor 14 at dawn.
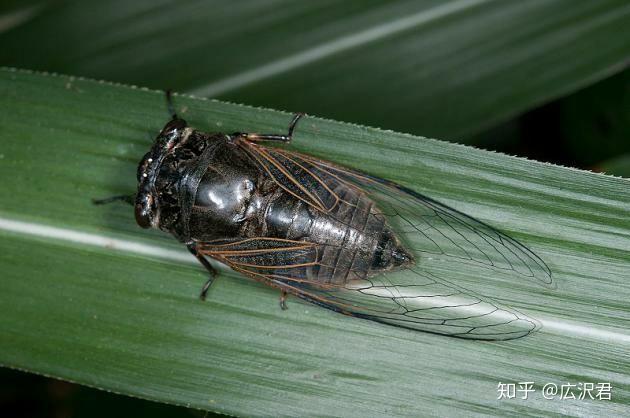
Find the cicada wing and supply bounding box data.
[237,139,341,213]
[250,146,553,288]
[225,143,552,339]
[199,237,319,273]
[200,238,540,340]
[304,267,541,340]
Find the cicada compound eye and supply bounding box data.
[134,192,155,229]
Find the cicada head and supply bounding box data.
[135,118,189,230]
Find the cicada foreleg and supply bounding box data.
[235,113,304,143]
[187,242,218,300]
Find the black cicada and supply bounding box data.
[97,93,552,340]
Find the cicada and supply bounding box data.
[97,94,552,340]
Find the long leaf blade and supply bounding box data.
[1,68,629,416]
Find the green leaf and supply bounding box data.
[1,0,629,139]
[1,68,629,416]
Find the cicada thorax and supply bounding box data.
[150,128,214,238]
[187,139,267,240]
[168,132,414,286]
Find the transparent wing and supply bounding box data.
[296,152,554,288]
[220,143,552,340]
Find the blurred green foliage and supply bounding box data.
[468,68,630,173]
[559,70,630,168]
[0,0,629,143]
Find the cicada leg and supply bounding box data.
[279,290,289,311]
[165,89,180,120]
[187,242,218,300]
[235,113,305,143]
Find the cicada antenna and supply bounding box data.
[165,89,178,120]
[92,194,135,206]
